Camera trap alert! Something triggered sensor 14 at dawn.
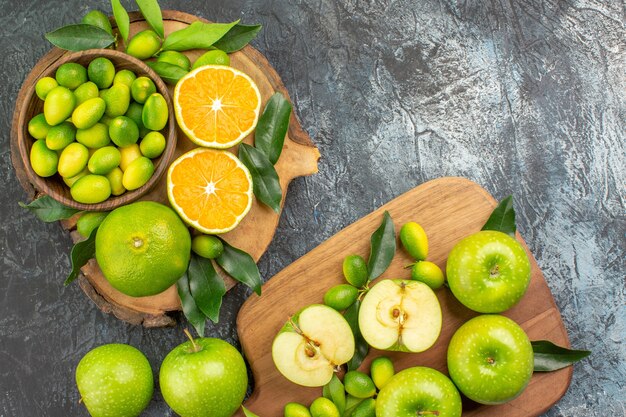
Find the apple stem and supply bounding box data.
[404,262,416,269]
[184,328,200,353]
[78,397,83,405]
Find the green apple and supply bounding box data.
[159,335,248,417]
[447,314,534,404]
[76,343,153,417]
[272,304,355,387]
[376,366,462,417]
[446,230,531,313]
[358,279,441,352]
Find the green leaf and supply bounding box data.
[146,61,188,85]
[367,211,396,281]
[45,24,115,51]
[238,143,282,213]
[241,406,260,417]
[254,93,292,165]
[111,0,130,43]
[344,300,369,371]
[343,396,365,417]
[482,195,516,237]
[176,273,206,337]
[532,340,591,372]
[162,20,239,52]
[322,383,332,399]
[187,254,225,323]
[64,227,97,285]
[19,196,80,222]
[136,0,163,38]
[213,23,262,53]
[215,238,262,295]
[326,374,346,414]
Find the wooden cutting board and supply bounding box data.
[10,11,320,326]
[237,177,572,417]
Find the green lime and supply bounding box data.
[400,222,428,261]
[30,140,58,177]
[103,83,131,117]
[411,261,444,289]
[58,142,89,178]
[88,57,115,89]
[370,356,395,390]
[35,77,58,100]
[46,121,76,150]
[139,131,166,158]
[63,167,89,187]
[71,174,111,204]
[126,30,161,60]
[106,167,126,196]
[309,397,340,417]
[72,97,106,129]
[113,69,136,88]
[125,102,149,137]
[88,146,121,175]
[28,113,52,140]
[81,10,113,36]
[192,50,230,69]
[44,86,76,126]
[284,402,312,417]
[157,51,190,71]
[142,93,168,131]
[76,123,110,149]
[344,371,376,399]
[109,116,139,147]
[95,201,191,296]
[350,398,375,417]
[55,62,87,90]
[130,76,156,104]
[191,235,224,259]
[122,157,154,190]
[323,284,358,311]
[99,88,109,99]
[76,211,109,238]
[343,254,368,288]
[119,144,142,171]
[73,81,100,105]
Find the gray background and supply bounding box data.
[1,0,624,416]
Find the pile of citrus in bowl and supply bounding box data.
[28,57,169,204]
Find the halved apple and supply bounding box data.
[359,279,442,352]
[272,304,355,387]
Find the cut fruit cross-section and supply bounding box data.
[174,65,262,149]
[167,148,253,234]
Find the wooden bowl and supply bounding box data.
[16,49,176,211]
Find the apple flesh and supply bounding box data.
[446,230,531,313]
[358,279,441,352]
[272,304,355,387]
[447,314,534,404]
[376,366,462,417]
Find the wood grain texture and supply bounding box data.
[237,177,572,417]
[10,10,320,325]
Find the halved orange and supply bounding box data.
[174,65,262,149]
[167,148,253,234]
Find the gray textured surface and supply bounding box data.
[1,0,624,415]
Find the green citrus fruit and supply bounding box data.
[71,174,111,204]
[284,402,312,417]
[157,51,191,70]
[142,93,168,131]
[192,49,230,69]
[35,76,58,100]
[30,140,58,177]
[309,397,340,417]
[400,222,428,261]
[72,97,106,129]
[77,211,109,238]
[46,121,76,150]
[88,146,121,175]
[76,122,110,149]
[344,371,376,399]
[370,356,395,390]
[55,62,87,90]
[119,144,142,171]
[191,235,224,259]
[95,201,191,296]
[103,83,131,117]
[113,69,137,88]
[122,157,154,190]
[126,30,161,60]
[323,284,358,311]
[125,102,149,138]
[63,167,89,187]
[73,81,100,105]
[81,10,114,36]
[44,86,76,126]
[109,116,139,147]
[88,57,115,89]
[139,131,166,158]
[343,254,368,288]
[28,113,52,140]
[106,167,126,196]
[130,76,156,104]
[58,142,89,178]
[411,260,445,289]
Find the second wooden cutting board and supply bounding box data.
[237,177,572,417]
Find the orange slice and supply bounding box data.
[167,148,253,234]
[174,65,262,149]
